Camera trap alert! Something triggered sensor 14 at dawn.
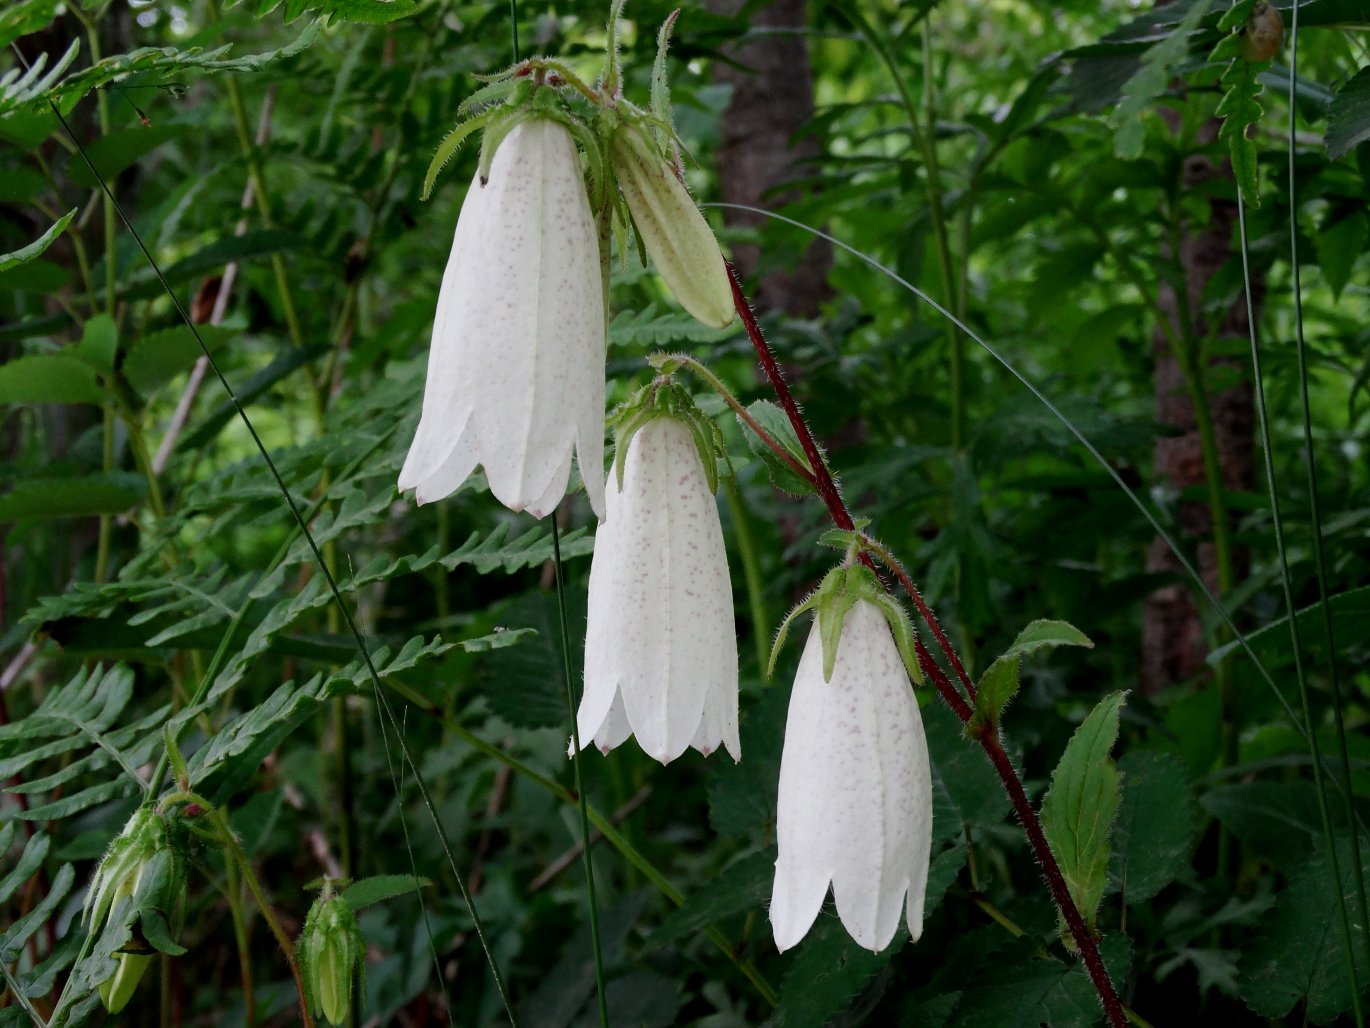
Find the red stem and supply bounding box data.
[728,263,1127,1028]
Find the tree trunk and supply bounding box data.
[1141,138,1259,695]
[703,0,831,316]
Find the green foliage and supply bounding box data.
[1113,0,1215,160]
[970,619,1093,733]
[1238,834,1370,1022]
[1040,692,1126,943]
[0,207,73,270]
[774,918,902,1028]
[233,0,418,25]
[1324,64,1370,160]
[1108,751,1194,902]
[1215,55,1267,203]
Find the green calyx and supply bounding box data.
[610,375,728,495]
[768,563,924,686]
[299,882,366,1027]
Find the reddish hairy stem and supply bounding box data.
[728,262,1127,1028]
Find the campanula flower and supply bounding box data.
[399,118,607,519]
[769,575,932,953]
[573,404,739,764]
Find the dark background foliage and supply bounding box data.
[2,0,1368,1024]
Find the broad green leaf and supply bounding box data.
[0,0,61,49]
[0,352,105,405]
[926,702,1011,845]
[1208,585,1370,670]
[342,874,430,911]
[66,123,183,189]
[1314,208,1368,299]
[741,399,815,497]
[75,313,117,372]
[123,325,235,393]
[1238,833,1370,1022]
[773,917,903,1028]
[1325,65,1370,160]
[1200,781,1326,871]
[0,472,145,521]
[1040,691,1126,942]
[1001,619,1095,661]
[949,934,1132,1028]
[1113,0,1215,159]
[0,207,74,271]
[1108,751,1194,901]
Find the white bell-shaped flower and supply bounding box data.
[398,118,607,519]
[770,598,933,953]
[573,414,740,764]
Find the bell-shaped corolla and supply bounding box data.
[573,414,739,763]
[770,599,933,953]
[399,118,607,519]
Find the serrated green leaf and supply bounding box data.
[1040,691,1126,942]
[608,304,734,349]
[741,399,815,496]
[342,874,430,910]
[0,472,146,521]
[0,352,105,405]
[1216,57,1265,202]
[1325,65,1370,160]
[1109,751,1194,901]
[122,325,235,393]
[234,0,417,24]
[970,655,1019,732]
[0,208,74,271]
[773,916,902,1028]
[1238,833,1370,1022]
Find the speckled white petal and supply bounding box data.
[770,601,932,953]
[573,417,739,765]
[399,119,607,519]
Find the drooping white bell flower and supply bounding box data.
[573,407,739,764]
[398,118,607,519]
[770,581,933,953]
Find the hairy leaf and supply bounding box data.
[1040,691,1126,942]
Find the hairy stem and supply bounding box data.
[727,262,1126,1027]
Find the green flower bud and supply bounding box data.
[611,127,734,330]
[85,808,167,935]
[99,950,151,1015]
[299,888,365,1026]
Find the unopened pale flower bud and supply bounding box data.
[299,889,365,1026]
[99,951,151,1014]
[611,129,734,330]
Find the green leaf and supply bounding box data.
[648,851,771,949]
[0,0,62,49]
[1039,691,1127,942]
[122,325,235,393]
[608,304,735,349]
[0,831,49,905]
[123,228,305,300]
[926,702,1011,845]
[0,472,146,521]
[970,620,1092,732]
[1113,0,1216,159]
[707,684,786,838]
[949,934,1132,1028]
[235,0,418,24]
[66,123,183,189]
[1313,208,1368,300]
[1108,751,1194,902]
[1216,57,1266,203]
[0,208,74,271]
[1238,833,1370,1022]
[1325,65,1370,161]
[342,874,430,911]
[76,314,117,372]
[2,23,320,117]
[741,399,815,497]
[1208,585,1370,670]
[773,917,902,1028]
[1200,781,1326,871]
[0,39,79,117]
[0,352,105,406]
[479,589,585,729]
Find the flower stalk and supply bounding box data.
[726,262,1126,1027]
